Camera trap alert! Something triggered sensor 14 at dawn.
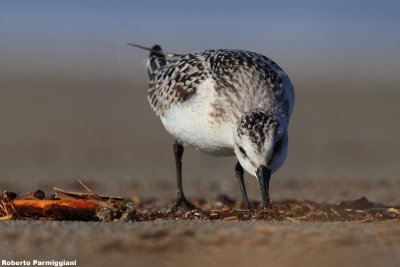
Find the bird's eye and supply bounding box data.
[238,146,247,157]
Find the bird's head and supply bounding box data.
[233,109,288,180]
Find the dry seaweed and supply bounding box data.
[1,185,399,222]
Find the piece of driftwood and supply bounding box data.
[53,187,124,201]
[0,180,134,221]
[8,199,114,220]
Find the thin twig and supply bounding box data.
[0,200,8,216]
[0,215,12,220]
[77,179,103,201]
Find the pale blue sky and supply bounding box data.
[1,0,399,90]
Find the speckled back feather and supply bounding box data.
[145,48,294,119]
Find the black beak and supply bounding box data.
[256,165,272,209]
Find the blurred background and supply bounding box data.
[1,1,399,203]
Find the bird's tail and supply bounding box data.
[127,43,181,81]
[146,44,166,80]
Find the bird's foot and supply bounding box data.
[169,193,197,212]
[262,199,272,210]
[242,200,251,210]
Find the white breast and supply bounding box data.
[160,79,235,156]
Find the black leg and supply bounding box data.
[235,162,251,210]
[256,165,272,209]
[172,140,196,210]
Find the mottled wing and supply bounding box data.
[146,53,210,115]
[201,50,294,118]
[146,49,294,118]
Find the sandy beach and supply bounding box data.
[1,220,400,267]
[1,87,400,266]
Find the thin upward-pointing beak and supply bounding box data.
[256,165,272,209]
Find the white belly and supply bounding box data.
[159,84,235,156]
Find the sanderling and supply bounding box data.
[128,43,295,210]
